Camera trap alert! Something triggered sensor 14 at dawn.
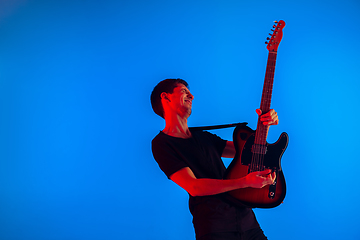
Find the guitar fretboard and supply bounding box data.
[254,51,277,146]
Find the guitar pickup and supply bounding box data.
[251,144,267,154]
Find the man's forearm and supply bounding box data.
[188,177,249,197]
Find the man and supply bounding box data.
[151,78,279,240]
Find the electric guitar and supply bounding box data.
[223,20,288,208]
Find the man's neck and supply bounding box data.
[163,114,191,139]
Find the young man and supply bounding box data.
[151,79,279,240]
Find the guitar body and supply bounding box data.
[224,123,288,208]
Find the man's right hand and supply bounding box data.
[244,169,276,188]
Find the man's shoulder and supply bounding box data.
[152,131,178,145]
[152,131,165,143]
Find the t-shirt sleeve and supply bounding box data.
[151,136,188,179]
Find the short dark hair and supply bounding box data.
[150,78,189,118]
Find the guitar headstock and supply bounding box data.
[266,20,285,52]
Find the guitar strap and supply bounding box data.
[189,122,248,131]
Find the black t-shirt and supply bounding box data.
[151,130,260,237]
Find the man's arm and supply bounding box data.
[170,167,275,197]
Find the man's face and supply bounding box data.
[164,83,194,116]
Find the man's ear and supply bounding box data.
[160,92,170,102]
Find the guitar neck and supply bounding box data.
[255,51,277,145]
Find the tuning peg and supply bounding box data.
[265,41,268,44]
[274,20,278,23]
[270,29,274,32]
[267,37,270,40]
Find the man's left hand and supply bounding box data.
[256,109,279,126]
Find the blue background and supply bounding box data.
[1,0,359,239]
